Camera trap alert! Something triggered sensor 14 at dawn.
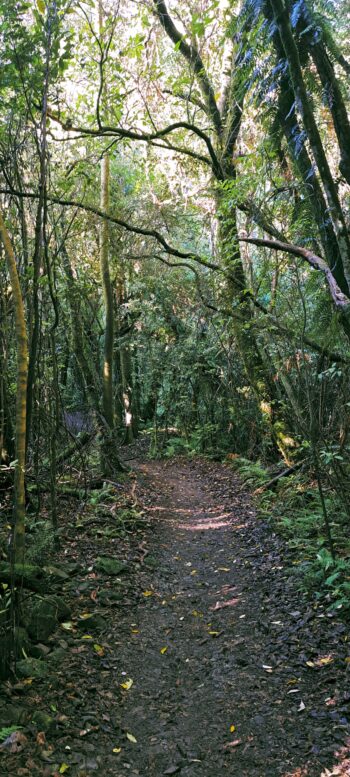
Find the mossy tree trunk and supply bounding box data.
[0,211,28,564]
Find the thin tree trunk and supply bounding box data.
[0,212,28,563]
[100,153,114,429]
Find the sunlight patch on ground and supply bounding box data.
[178,519,231,531]
[178,510,233,531]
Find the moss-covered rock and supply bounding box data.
[16,657,49,679]
[0,703,28,727]
[43,565,70,584]
[31,710,54,733]
[0,563,45,591]
[76,613,107,633]
[98,589,123,602]
[23,595,71,642]
[47,647,67,665]
[95,557,127,576]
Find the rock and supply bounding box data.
[98,589,123,602]
[16,657,49,679]
[29,643,51,659]
[65,562,82,576]
[23,595,72,642]
[76,613,107,633]
[0,704,28,727]
[0,563,45,591]
[43,565,70,583]
[47,595,71,621]
[95,556,127,576]
[31,710,54,733]
[47,647,67,665]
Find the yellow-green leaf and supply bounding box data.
[160,646,168,654]
[59,765,70,774]
[126,732,137,743]
[112,747,122,753]
[37,0,46,12]
[120,678,133,690]
[143,590,153,597]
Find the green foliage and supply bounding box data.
[0,726,22,741]
[300,552,350,613]
[227,456,269,488]
[26,521,55,565]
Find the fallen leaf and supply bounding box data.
[0,731,28,753]
[93,644,104,656]
[59,765,70,774]
[160,646,168,654]
[36,732,46,746]
[230,725,236,733]
[126,732,137,743]
[112,747,122,753]
[120,678,133,690]
[190,570,197,576]
[81,635,93,640]
[218,567,230,572]
[224,739,242,748]
[298,701,306,712]
[143,591,153,597]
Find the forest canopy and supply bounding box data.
[0,0,350,563]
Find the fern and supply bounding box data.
[0,725,22,741]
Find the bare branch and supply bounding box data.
[240,236,350,312]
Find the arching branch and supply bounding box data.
[240,236,350,313]
[47,111,224,179]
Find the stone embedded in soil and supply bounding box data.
[16,657,50,679]
[24,596,71,642]
[95,556,128,575]
[29,642,52,658]
[98,588,123,602]
[76,613,107,632]
[47,647,68,665]
[43,565,70,583]
[0,703,28,727]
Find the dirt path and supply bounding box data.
[114,459,350,776]
[3,457,350,777]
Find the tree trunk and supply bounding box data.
[100,153,114,430]
[269,0,350,290]
[0,211,28,564]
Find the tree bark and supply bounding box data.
[269,0,350,290]
[0,211,28,563]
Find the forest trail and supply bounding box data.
[113,458,350,777]
[3,457,350,777]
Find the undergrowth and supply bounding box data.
[227,456,350,614]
